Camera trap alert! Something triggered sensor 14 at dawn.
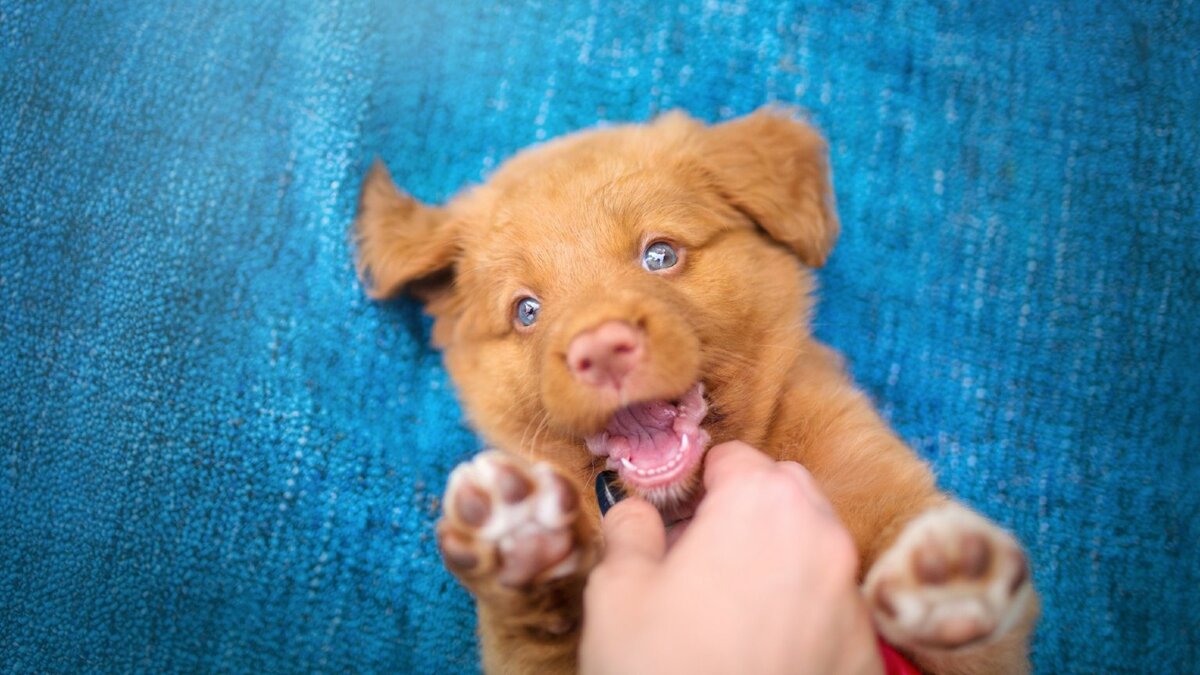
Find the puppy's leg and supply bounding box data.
[798,429,1037,674]
[778,354,1037,674]
[438,451,597,674]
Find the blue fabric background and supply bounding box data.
[2,1,1197,672]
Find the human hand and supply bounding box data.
[580,441,882,675]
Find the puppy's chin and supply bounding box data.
[584,381,713,515]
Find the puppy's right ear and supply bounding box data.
[699,109,839,268]
[354,161,456,299]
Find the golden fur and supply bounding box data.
[355,109,1038,674]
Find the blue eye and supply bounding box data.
[515,297,541,327]
[642,241,678,271]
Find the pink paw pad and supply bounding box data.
[864,505,1033,651]
[438,451,582,588]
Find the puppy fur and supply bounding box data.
[355,109,1038,674]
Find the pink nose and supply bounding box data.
[566,320,645,389]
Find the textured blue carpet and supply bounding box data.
[2,1,1197,672]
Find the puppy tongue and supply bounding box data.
[585,382,709,472]
[604,401,680,467]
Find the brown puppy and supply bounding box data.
[355,109,1038,674]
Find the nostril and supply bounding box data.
[613,343,634,355]
[577,357,592,371]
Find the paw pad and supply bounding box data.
[864,505,1033,651]
[438,451,583,588]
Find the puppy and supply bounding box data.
[355,109,1038,674]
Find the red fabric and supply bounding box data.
[878,638,921,675]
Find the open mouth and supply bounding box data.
[584,382,711,503]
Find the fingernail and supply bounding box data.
[595,471,625,516]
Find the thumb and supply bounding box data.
[600,497,667,571]
[702,440,775,493]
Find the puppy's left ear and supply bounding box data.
[701,109,839,267]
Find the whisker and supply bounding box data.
[518,407,548,452]
[529,410,553,454]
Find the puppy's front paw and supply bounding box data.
[438,451,586,589]
[864,505,1033,652]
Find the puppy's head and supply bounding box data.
[357,109,838,516]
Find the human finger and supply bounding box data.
[702,441,776,493]
[600,497,667,570]
[776,461,836,516]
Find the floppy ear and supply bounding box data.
[354,160,457,299]
[700,109,839,267]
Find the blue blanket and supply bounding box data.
[2,1,1197,672]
